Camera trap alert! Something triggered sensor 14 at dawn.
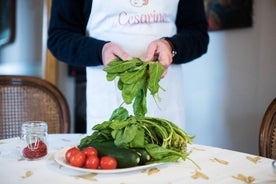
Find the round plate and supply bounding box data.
[54,147,163,174]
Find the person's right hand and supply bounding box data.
[102,42,132,67]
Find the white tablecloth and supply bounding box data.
[0,134,275,184]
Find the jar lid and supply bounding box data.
[21,121,48,134]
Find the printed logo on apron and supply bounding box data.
[130,0,148,7]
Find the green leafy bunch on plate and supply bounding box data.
[79,58,196,168]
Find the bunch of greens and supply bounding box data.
[79,106,194,164]
[103,57,164,118]
[79,58,195,165]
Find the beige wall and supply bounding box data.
[183,0,276,155]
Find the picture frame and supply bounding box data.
[204,0,253,31]
[0,0,16,47]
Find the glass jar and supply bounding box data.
[20,121,48,160]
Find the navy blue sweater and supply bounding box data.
[47,0,209,67]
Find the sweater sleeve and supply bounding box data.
[47,0,107,67]
[168,0,209,64]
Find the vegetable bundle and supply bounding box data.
[79,107,194,164]
[79,58,194,166]
[103,57,164,118]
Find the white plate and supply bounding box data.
[54,147,163,174]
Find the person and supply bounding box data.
[47,0,209,134]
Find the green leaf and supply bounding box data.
[113,129,124,146]
[109,120,129,130]
[117,79,123,91]
[120,64,147,84]
[92,121,112,130]
[111,129,118,139]
[145,144,183,160]
[148,62,164,95]
[146,155,180,164]
[78,135,94,150]
[130,127,145,148]
[106,73,118,81]
[109,107,129,121]
[122,83,137,104]
[103,59,141,73]
[122,124,138,143]
[106,58,122,67]
[133,88,147,118]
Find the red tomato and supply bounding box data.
[85,156,100,169]
[65,147,80,162]
[81,147,98,157]
[69,151,86,167]
[100,156,117,170]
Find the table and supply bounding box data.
[0,134,275,184]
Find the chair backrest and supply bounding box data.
[0,75,70,139]
[259,98,276,159]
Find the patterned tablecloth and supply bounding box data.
[0,134,275,184]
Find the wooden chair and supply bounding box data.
[0,75,70,139]
[259,98,276,159]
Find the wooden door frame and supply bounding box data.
[42,0,57,85]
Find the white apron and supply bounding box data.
[86,0,185,134]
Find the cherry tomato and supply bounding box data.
[65,147,80,162]
[100,156,117,170]
[85,155,100,169]
[69,151,86,167]
[82,147,98,157]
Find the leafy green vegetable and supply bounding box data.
[148,62,164,94]
[103,59,142,74]
[79,57,196,167]
[133,88,147,118]
[79,106,194,165]
[120,64,147,84]
[103,57,163,117]
[109,106,129,121]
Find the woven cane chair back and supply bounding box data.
[0,75,70,139]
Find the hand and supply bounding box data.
[102,42,132,67]
[145,39,173,77]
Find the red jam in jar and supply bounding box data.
[20,121,48,160]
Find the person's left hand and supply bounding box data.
[145,39,173,78]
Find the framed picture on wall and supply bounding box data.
[0,0,16,47]
[204,0,253,31]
